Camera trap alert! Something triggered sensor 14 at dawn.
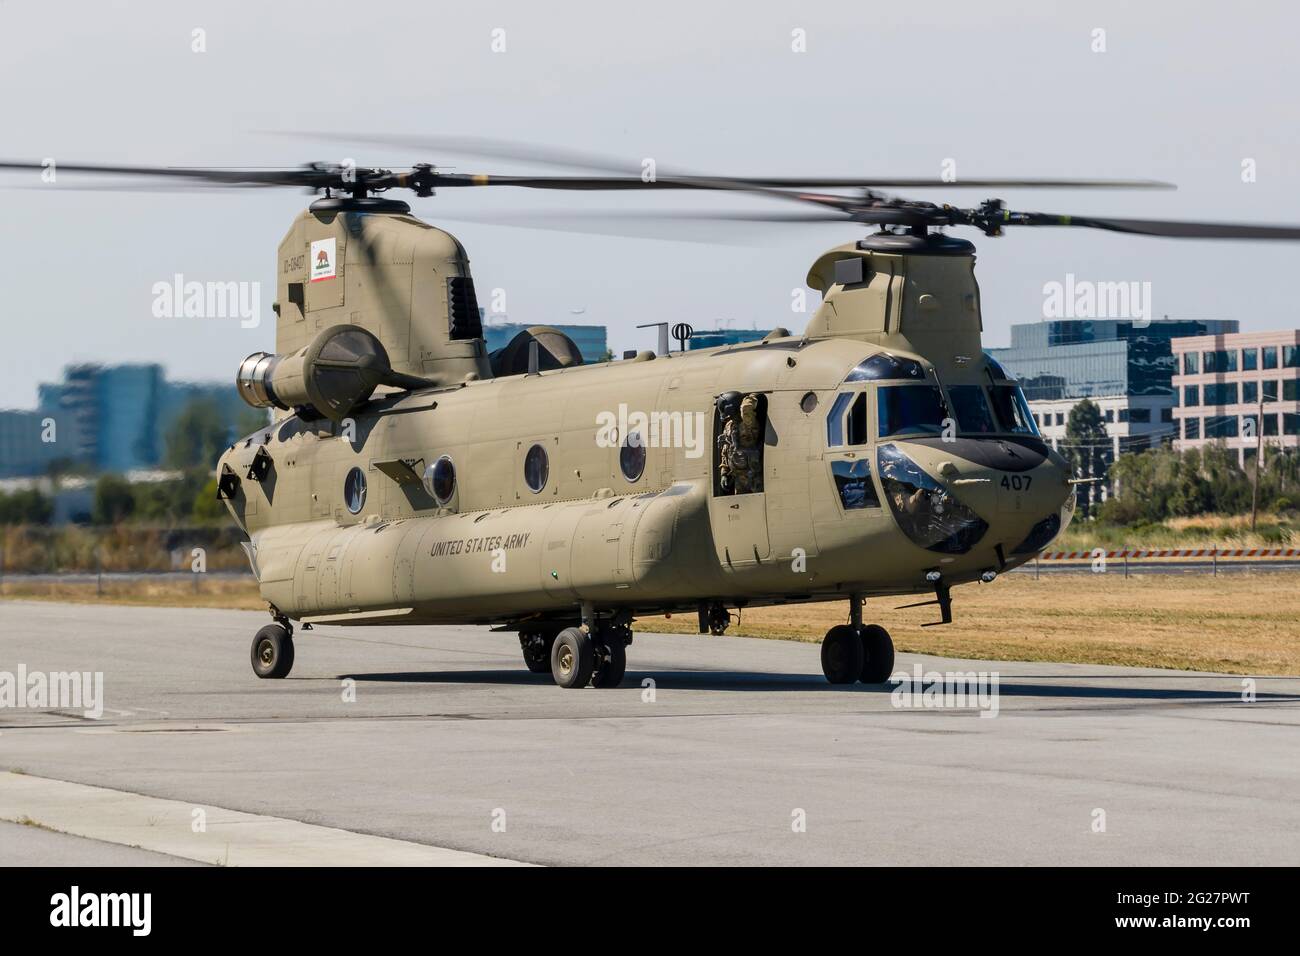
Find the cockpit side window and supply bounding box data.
[826,392,853,447]
[826,392,869,447]
[831,459,881,510]
[847,393,867,445]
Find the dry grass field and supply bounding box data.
[0,576,266,611]
[3,571,1297,675]
[641,573,1300,675]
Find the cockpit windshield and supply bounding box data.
[877,384,949,438]
[987,383,1040,436]
[957,352,1041,437]
[946,385,998,434]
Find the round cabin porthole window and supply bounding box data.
[620,431,646,482]
[524,443,549,493]
[344,466,367,514]
[424,455,456,506]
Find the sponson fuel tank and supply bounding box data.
[245,480,715,625]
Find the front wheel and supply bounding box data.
[251,624,294,679]
[859,624,895,684]
[821,625,864,684]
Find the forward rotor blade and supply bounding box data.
[279,131,1174,190]
[279,132,645,177]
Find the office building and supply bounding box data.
[989,318,1239,460]
[1,364,252,477]
[1171,330,1300,464]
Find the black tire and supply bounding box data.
[521,632,555,673]
[551,626,594,689]
[859,624,895,684]
[251,624,294,679]
[591,633,627,688]
[821,624,864,684]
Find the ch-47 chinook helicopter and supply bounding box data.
[7,139,1300,689]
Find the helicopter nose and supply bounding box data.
[875,439,1075,559]
[926,447,1075,556]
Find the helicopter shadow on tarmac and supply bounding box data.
[333,669,1300,702]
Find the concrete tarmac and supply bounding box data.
[1,600,1297,866]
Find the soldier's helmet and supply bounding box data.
[716,391,743,418]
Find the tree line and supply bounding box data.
[1061,397,1300,524]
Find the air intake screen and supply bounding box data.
[447,276,482,341]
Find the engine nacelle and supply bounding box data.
[237,324,400,423]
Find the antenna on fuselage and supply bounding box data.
[636,321,671,357]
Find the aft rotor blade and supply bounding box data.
[0,160,329,188]
[995,209,1300,240]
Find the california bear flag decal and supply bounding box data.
[310,237,336,282]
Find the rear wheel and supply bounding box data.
[251,624,294,679]
[520,631,555,673]
[820,624,864,684]
[859,624,895,684]
[551,626,595,689]
[591,630,628,688]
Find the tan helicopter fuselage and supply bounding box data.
[217,205,1074,629]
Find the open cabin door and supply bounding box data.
[708,391,771,568]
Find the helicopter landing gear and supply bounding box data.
[251,622,294,679]
[591,622,631,688]
[551,607,632,689]
[551,626,595,689]
[858,624,895,684]
[820,625,864,684]
[819,594,895,685]
[520,631,556,674]
[699,601,731,636]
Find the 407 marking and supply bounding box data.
[1000,474,1032,492]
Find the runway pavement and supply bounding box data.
[1,600,1297,866]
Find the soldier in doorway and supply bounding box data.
[717,391,763,494]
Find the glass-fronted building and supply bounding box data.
[986,319,1240,479]
[1,364,253,477]
[987,319,1240,402]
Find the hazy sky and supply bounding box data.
[2,0,1298,408]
